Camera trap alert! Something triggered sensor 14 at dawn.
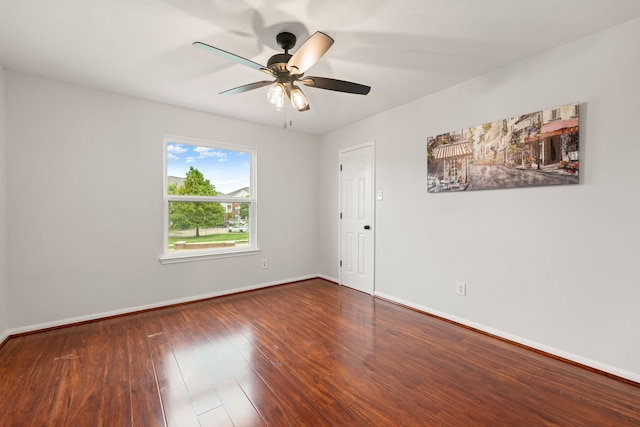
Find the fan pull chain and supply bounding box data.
[283,103,292,129]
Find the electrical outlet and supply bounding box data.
[261,259,268,269]
[456,282,466,296]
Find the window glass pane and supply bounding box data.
[168,201,251,253]
[166,141,250,197]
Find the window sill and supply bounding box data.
[159,248,260,264]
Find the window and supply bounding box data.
[161,135,257,263]
[571,104,579,117]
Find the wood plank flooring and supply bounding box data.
[0,278,638,426]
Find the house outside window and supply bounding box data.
[161,135,258,263]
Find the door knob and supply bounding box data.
[364,225,371,230]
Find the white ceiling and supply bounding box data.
[1,0,640,135]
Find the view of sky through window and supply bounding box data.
[166,142,250,195]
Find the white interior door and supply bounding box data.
[339,143,374,294]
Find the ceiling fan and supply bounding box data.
[193,31,371,112]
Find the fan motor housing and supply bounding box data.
[267,53,292,73]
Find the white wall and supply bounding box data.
[5,72,320,331]
[0,64,8,342]
[319,18,640,381]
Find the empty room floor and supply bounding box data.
[0,278,638,426]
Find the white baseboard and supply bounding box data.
[8,274,318,336]
[317,274,339,284]
[0,329,9,346]
[374,290,640,384]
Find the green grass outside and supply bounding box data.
[168,232,248,245]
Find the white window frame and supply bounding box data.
[160,135,258,264]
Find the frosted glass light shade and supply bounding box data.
[290,85,309,111]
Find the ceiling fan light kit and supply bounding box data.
[266,77,308,112]
[193,31,370,112]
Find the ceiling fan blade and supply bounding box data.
[193,41,273,76]
[300,76,371,95]
[286,32,334,75]
[220,81,274,96]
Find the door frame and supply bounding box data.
[338,141,376,294]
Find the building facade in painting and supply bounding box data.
[427,103,579,192]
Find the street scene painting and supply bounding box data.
[427,103,579,192]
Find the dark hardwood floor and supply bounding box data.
[0,278,638,426]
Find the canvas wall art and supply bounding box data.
[427,103,579,192]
